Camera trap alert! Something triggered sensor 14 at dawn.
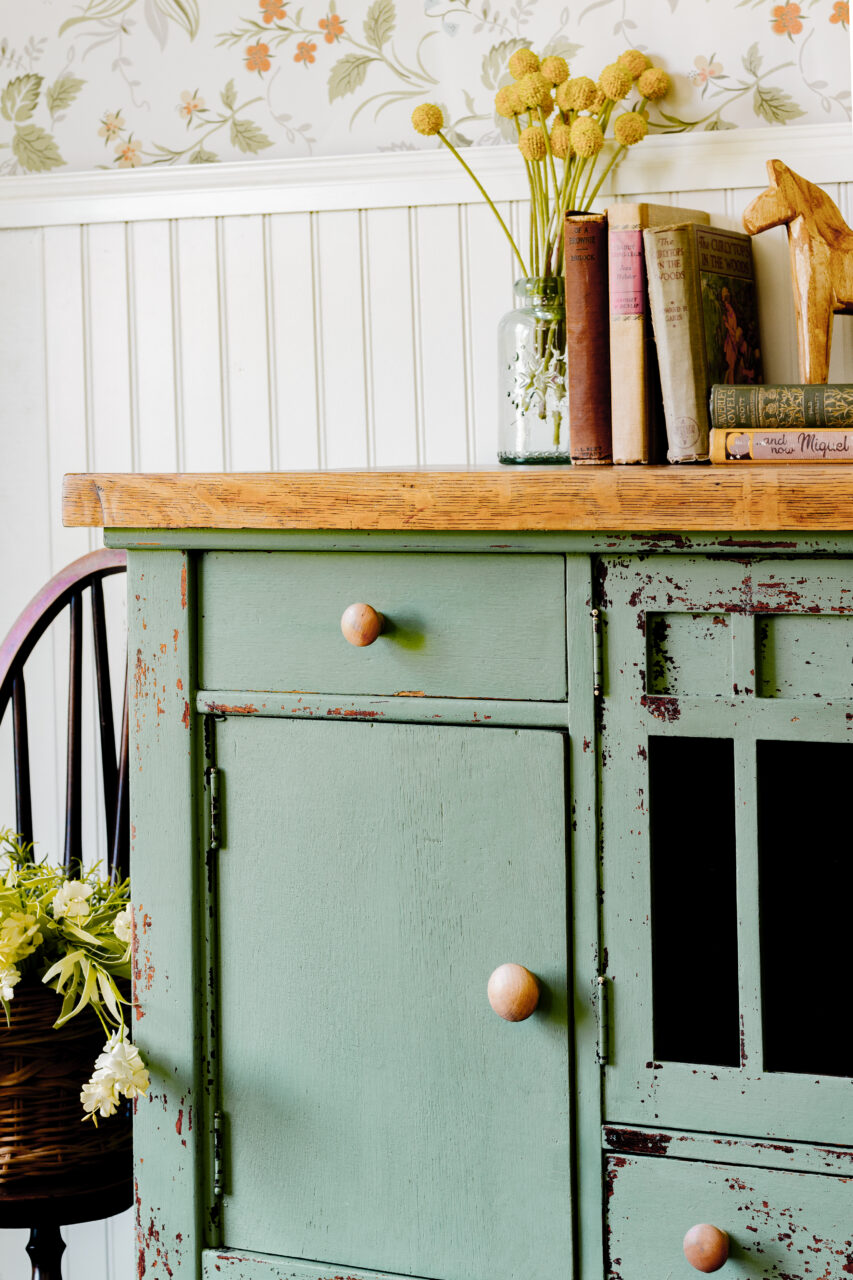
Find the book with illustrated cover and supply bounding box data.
[606,202,710,464]
[710,383,853,430]
[710,427,853,463]
[644,222,763,462]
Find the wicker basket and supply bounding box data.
[0,979,131,1188]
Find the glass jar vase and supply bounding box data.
[497,276,568,464]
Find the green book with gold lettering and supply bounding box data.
[710,383,853,430]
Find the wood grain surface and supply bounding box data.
[62,465,853,532]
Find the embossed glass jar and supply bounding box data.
[497,276,568,464]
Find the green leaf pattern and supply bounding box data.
[1,74,43,122]
[230,115,274,151]
[0,0,847,174]
[364,0,395,50]
[46,75,86,117]
[328,53,375,102]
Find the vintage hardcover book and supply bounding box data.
[607,202,710,464]
[710,426,853,463]
[710,383,853,430]
[644,222,763,463]
[564,212,611,463]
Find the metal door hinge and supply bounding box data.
[213,1109,225,1199]
[591,609,603,699]
[206,766,222,851]
[596,975,609,1066]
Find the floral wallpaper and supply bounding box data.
[0,0,849,174]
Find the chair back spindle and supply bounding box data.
[0,549,128,880]
[11,672,33,847]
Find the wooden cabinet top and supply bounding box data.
[61,465,853,532]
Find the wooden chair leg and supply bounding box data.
[26,1225,65,1280]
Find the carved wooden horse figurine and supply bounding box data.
[743,159,853,383]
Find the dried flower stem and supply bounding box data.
[436,130,529,277]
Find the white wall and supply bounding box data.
[0,121,852,1277]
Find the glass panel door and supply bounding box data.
[600,555,853,1144]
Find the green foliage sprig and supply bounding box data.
[0,829,148,1120]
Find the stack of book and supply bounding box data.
[603,204,764,465]
[584,204,846,466]
[708,385,853,463]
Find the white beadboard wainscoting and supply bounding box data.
[0,121,851,1278]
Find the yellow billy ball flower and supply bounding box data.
[618,49,651,79]
[495,83,522,118]
[516,70,553,110]
[598,62,633,101]
[518,124,547,161]
[411,103,444,136]
[549,120,572,159]
[540,55,569,85]
[637,66,671,101]
[589,87,607,113]
[613,111,648,146]
[556,75,597,112]
[569,115,604,158]
[508,48,540,79]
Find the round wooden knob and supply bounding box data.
[487,963,540,1022]
[683,1224,729,1272]
[340,603,384,647]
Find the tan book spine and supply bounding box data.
[710,426,853,462]
[607,203,710,463]
[643,223,709,462]
[564,212,611,463]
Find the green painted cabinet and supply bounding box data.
[121,532,852,1280]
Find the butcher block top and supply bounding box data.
[61,465,853,532]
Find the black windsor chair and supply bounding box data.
[0,548,131,1279]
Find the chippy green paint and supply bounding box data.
[606,1155,853,1278]
[129,550,204,1280]
[126,534,853,1280]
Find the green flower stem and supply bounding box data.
[566,153,588,212]
[585,142,626,208]
[538,107,561,208]
[534,161,549,276]
[537,106,562,270]
[437,130,528,278]
[545,149,574,275]
[538,158,551,273]
[517,145,536,276]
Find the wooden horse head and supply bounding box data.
[743,159,853,383]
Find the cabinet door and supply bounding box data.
[599,555,853,1143]
[210,717,572,1280]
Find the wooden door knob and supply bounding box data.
[340,603,384,647]
[683,1224,729,1272]
[487,963,540,1021]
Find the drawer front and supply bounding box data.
[607,1153,853,1278]
[199,551,567,700]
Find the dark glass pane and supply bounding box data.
[649,736,740,1067]
[758,740,853,1077]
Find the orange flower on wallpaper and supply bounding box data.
[691,54,723,86]
[115,137,142,167]
[830,0,849,24]
[245,42,272,72]
[319,13,345,42]
[771,3,803,35]
[294,40,317,65]
[259,0,286,21]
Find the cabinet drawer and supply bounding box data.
[199,551,567,700]
[606,1153,853,1278]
